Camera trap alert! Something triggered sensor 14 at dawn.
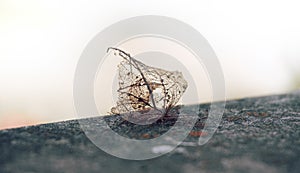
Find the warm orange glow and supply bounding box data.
[0,113,38,130]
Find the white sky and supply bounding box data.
[0,0,300,129]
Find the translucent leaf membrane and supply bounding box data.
[108,47,188,118]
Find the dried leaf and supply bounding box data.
[107,47,188,117]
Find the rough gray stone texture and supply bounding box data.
[1,91,299,173]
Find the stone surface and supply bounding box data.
[1,91,300,173]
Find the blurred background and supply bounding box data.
[0,0,299,129]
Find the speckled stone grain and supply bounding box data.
[0,90,299,173]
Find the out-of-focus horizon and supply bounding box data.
[1,0,300,129]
